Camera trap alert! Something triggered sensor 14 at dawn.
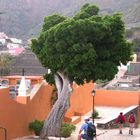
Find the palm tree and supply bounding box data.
[0,54,12,76]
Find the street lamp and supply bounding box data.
[91,89,96,123]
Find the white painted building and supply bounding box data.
[10,38,22,44]
[0,38,6,45]
[0,32,8,45]
[7,42,21,49]
[0,32,23,49]
[7,38,22,49]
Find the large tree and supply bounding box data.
[31,3,132,138]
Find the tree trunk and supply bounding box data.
[40,72,72,139]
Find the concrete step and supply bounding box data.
[96,105,138,129]
[71,116,81,125]
[64,115,81,125]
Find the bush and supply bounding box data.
[92,109,99,119]
[60,123,76,138]
[28,120,44,136]
[28,120,76,138]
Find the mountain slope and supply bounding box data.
[0,0,140,40]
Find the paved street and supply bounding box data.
[70,127,140,140]
[16,125,140,140]
[70,106,140,140]
[95,128,140,140]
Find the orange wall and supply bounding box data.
[3,76,43,85]
[0,80,140,139]
[0,83,53,140]
[65,82,93,117]
[65,86,139,118]
[0,81,94,140]
[95,89,139,107]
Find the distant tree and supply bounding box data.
[125,28,134,39]
[132,38,140,52]
[31,3,132,138]
[0,54,12,76]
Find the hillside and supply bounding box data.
[0,0,140,41]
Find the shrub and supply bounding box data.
[60,123,76,138]
[28,120,44,136]
[92,109,99,119]
[29,120,76,138]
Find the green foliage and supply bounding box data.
[31,3,133,85]
[28,120,75,138]
[74,3,99,20]
[125,29,134,39]
[92,109,99,119]
[125,27,140,52]
[95,79,108,84]
[2,0,140,40]
[60,123,76,138]
[43,14,66,32]
[95,79,109,87]
[132,38,140,52]
[28,120,44,136]
[0,54,12,76]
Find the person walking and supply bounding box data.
[78,116,97,140]
[116,112,125,134]
[128,112,136,135]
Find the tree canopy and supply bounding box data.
[31,3,132,85]
[31,3,133,138]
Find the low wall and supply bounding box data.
[0,84,53,140]
[65,82,93,117]
[97,106,138,129]
[3,76,43,85]
[0,82,94,140]
[95,89,139,107]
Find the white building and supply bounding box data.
[0,32,8,45]
[0,32,23,49]
[7,38,22,49]
[7,43,21,49]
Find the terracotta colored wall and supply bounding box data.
[65,82,93,117]
[95,89,139,107]
[0,80,140,139]
[66,87,140,118]
[3,76,43,86]
[0,81,94,140]
[0,83,53,140]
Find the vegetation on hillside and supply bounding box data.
[126,27,140,52]
[0,0,140,40]
[0,54,12,76]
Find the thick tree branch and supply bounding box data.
[54,74,63,97]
